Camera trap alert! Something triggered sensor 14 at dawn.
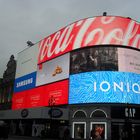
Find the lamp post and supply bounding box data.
[26,40,34,47]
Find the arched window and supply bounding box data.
[90,109,107,118]
[73,110,87,118]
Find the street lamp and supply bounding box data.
[26,40,34,47]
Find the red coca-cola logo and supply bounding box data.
[38,16,140,64]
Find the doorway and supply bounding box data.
[111,122,140,140]
[90,122,107,140]
[72,122,86,139]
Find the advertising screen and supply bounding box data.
[70,46,140,74]
[38,16,140,64]
[12,91,27,109]
[14,72,36,92]
[15,44,38,78]
[70,47,118,74]
[69,71,140,104]
[36,53,70,86]
[118,48,140,74]
[12,80,69,110]
[44,80,69,106]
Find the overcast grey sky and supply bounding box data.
[0,0,140,78]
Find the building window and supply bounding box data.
[72,122,86,139]
[90,109,107,118]
[73,110,87,118]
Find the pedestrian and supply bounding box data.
[34,127,37,136]
[63,127,70,140]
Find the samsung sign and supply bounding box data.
[69,71,140,104]
[14,72,36,93]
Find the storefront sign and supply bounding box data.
[125,107,136,118]
[111,106,140,119]
[48,108,63,118]
[21,109,29,118]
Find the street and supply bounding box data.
[6,136,57,140]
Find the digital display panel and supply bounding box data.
[43,80,69,106]
[69,71,140,104]
[36,53,70,86]
[38,16,140,64]
[70,47,118,74]
[12,91,27,109]
[118,48,140,74]
[15,44,38,78]
[12,80,69,110]
[14,72,36,92]
[70,47,140,74]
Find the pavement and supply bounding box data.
[7,135,57,140]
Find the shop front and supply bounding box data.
[0,106,69,138]
[111,105,140,140]
[69,104,110,140]
[69,104,140,140]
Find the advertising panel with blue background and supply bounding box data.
[14,72,36,93]
[69,71,140,104]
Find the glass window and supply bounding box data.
[91,110,107,118]
[73,122,86,139]
[73,110,87,118]
[90,122,107,140]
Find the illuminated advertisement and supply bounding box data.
[14,72,36,92]
[38,16,140,64]
[43,80,69,106]
[36,53,70,86]
[15,44,38,78]
[70,47,140,74]
[118,48,140,74]
[69,71,140,104]
[12,80,68,110]
[12,91,27,110]
[70,47,118,74]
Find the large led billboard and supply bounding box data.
[38,16,140,64]
[36,53,70,86]
[70,47,140,74]
[13,44,38,93]
[118,48,140,74]
[12,15,140,110]
[69,71,140,104]
[15,44,38,78]
[12,80,69,110]
[70,47,118,74]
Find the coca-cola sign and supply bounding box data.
[38,16,140,64]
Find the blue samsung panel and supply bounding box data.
[69,71,140,104]
[14,72,36,93]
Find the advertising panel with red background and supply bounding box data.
[12,80,69,110]
[38,16,140,64]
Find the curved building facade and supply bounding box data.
[2,16,140,139]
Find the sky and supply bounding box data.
[0,0,140,78]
